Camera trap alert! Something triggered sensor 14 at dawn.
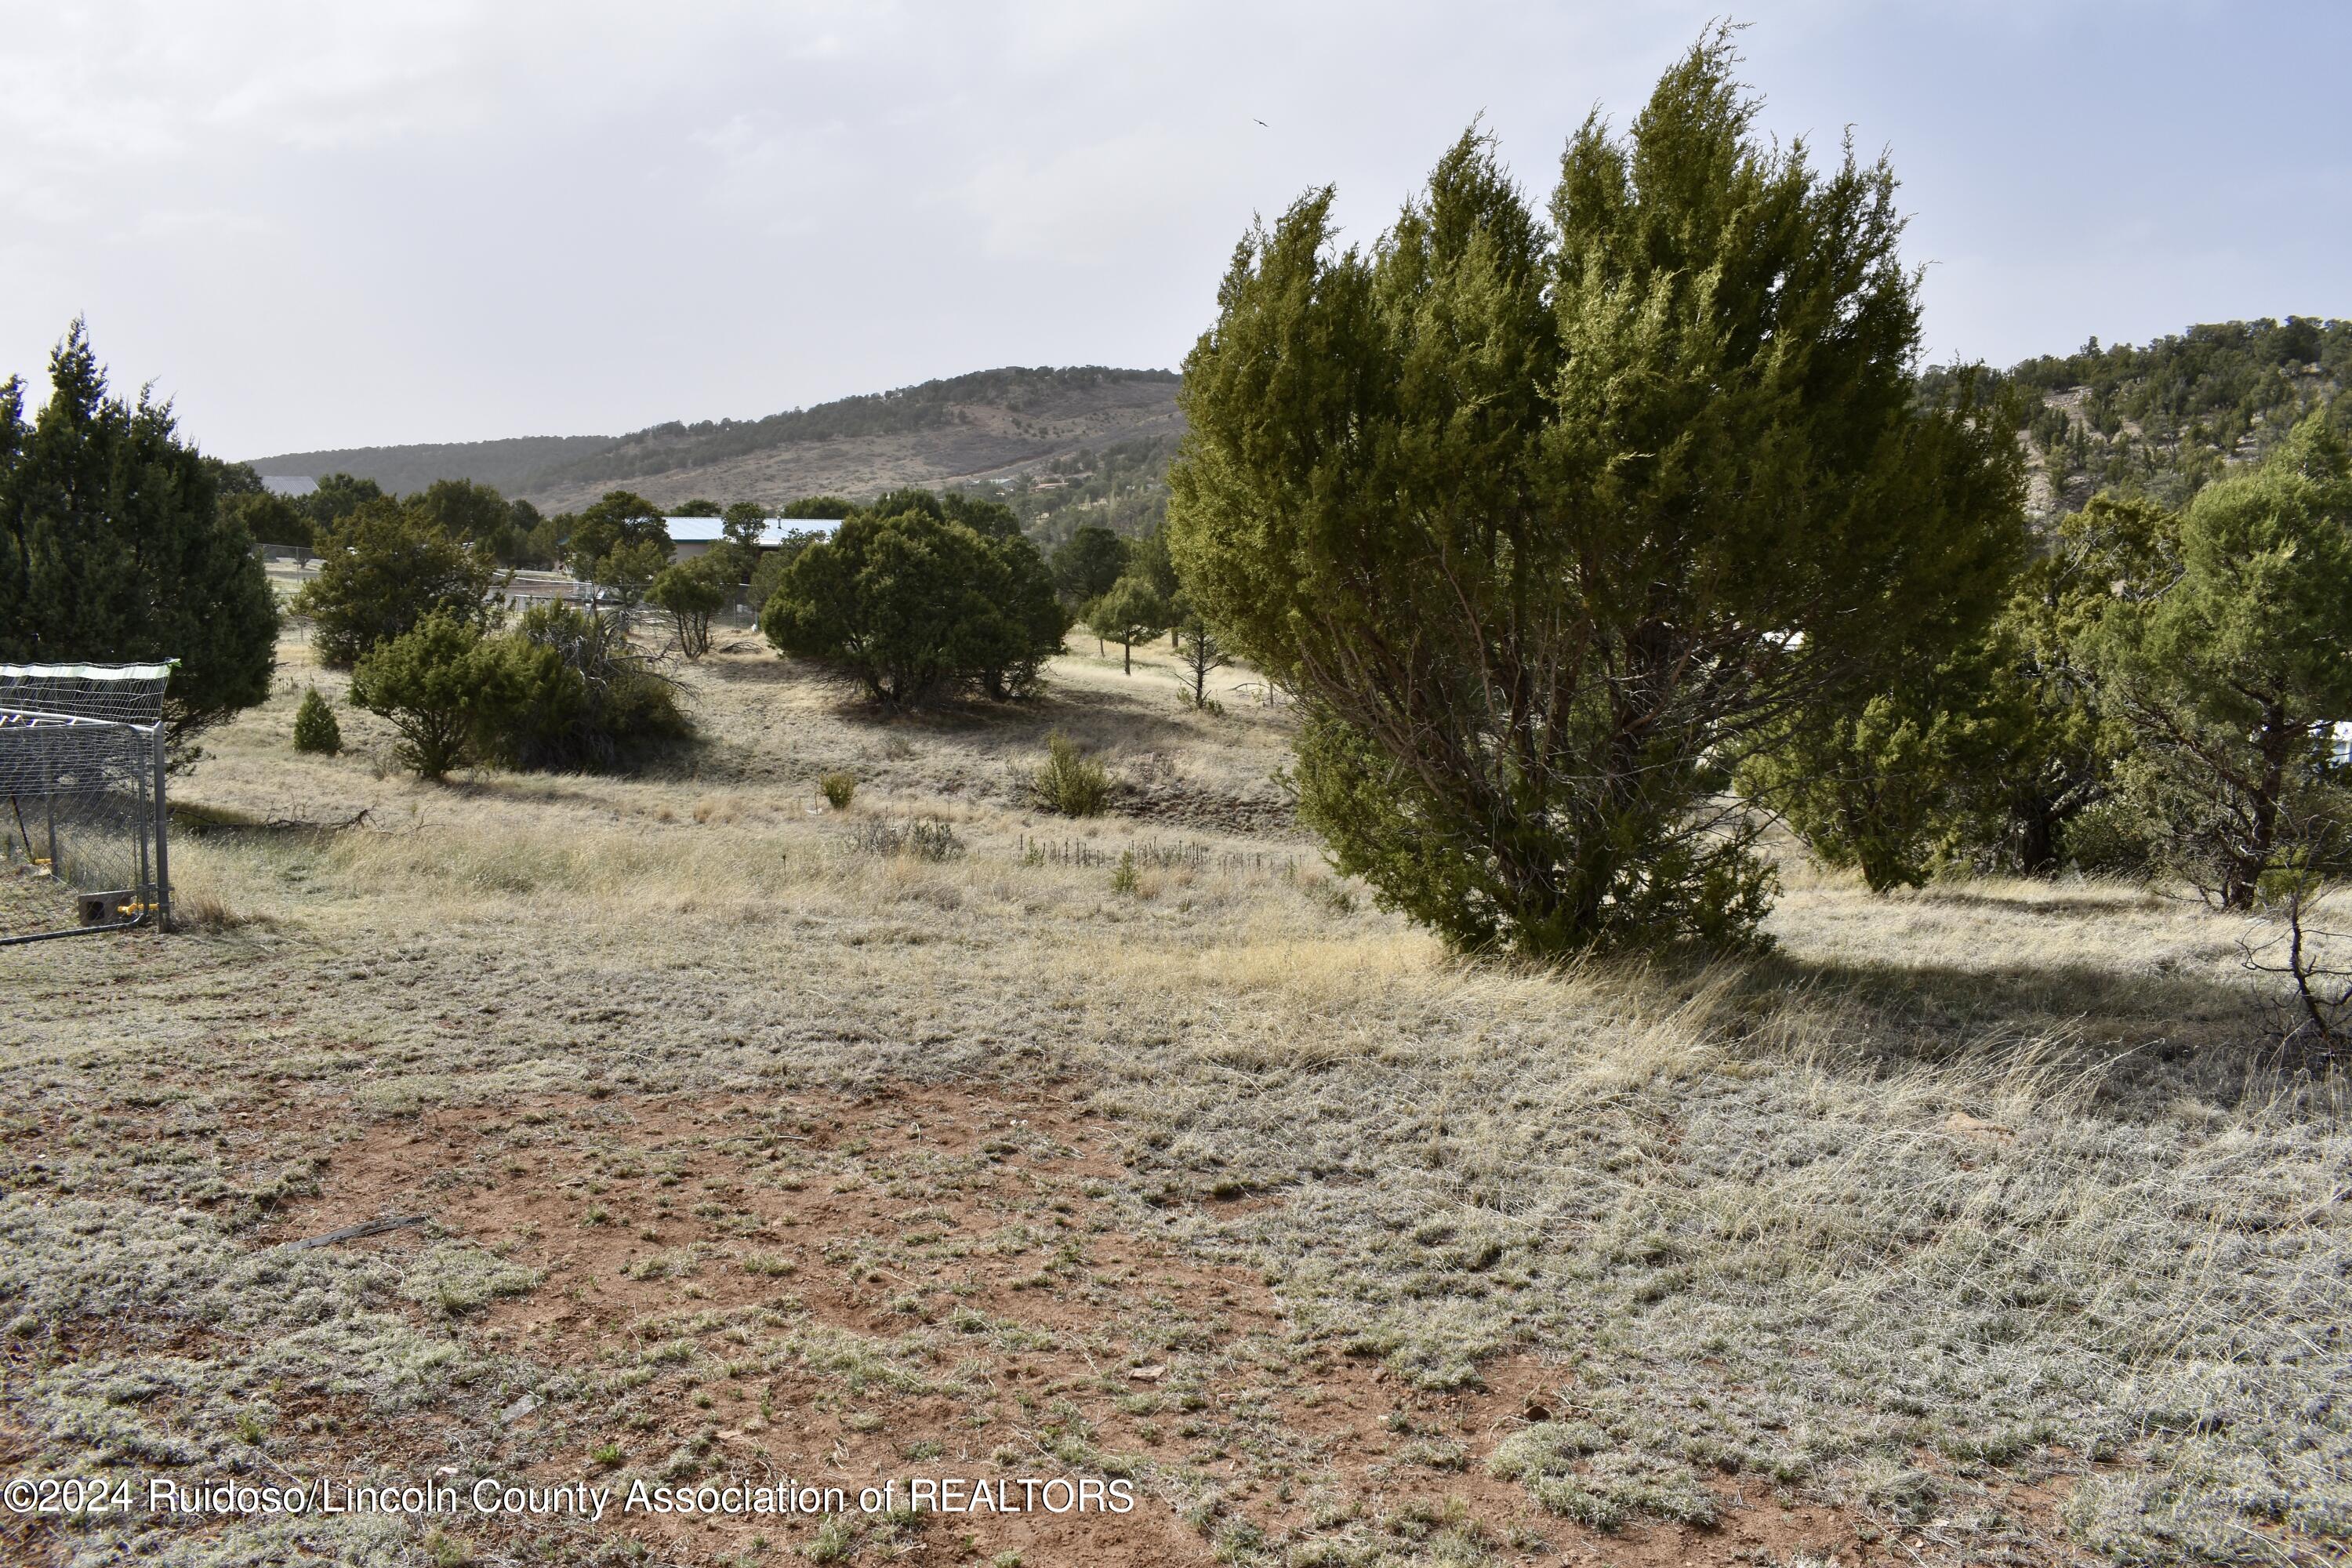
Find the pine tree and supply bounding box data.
[292,687,343,755]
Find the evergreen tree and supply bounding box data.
[761,504,1061,709]
[2080,415,2352,906]
[1087,575,1168,675]
[564,490,671,601]
[780,495,855,519]
[1172,598,1228,710]
[292,498,499,668]
[0,321,279,760]
[347,612,516,780]
[648,556,727,659]
[410,477,521,560]
[1168,34,2024,956]
[303,472,385,533]
[292,686,342,755]
[974,532,1070,699]
[1051,524,1127,604]
[720,499,769,559]
[221,489,314,551]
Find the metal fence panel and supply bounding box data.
[0,662,172,944]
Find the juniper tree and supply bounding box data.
[347,612,513,780]
[762,504,1062,709]
[1087,575,1168,675]
[1168,33,2024,956]
[2081,415,2352,907]
[564,490,671,603]
[649,557,726,659]
[0,321,279,759]
[292,687,342,755]
[1051,525,1127,604]
[292,499,499,668]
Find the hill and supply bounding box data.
[247,318,2347,535]
[1973,315,2351,516]
[243,434,617,498]
[246,365,1182,514]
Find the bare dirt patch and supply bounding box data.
[247,1083,2034,1566]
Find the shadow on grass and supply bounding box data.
[1740,947,2306,1112]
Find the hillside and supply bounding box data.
[247,365,1182,514]
[243,434,616,498]
[1984,315,2350,515]
[247,318,2347,533]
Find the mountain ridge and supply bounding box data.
[246,365,1181,513]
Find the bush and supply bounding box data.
[1033,731,1112,817]
[292,688,341,755]
[849,816,964,861]
[292,499,499,669]
[347,613,513,780]
[760,500,1066,709]
[485,602,691,774]
[819,771,856,809]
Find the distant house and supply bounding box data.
[661,517,841,563]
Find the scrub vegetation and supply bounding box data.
[4,617,2345,1567]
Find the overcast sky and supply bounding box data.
[3,2,2344,459]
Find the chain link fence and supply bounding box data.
[0,662,172,944]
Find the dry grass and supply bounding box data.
[2,630,2345,1566]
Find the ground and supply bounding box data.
[2,622,2346,1567]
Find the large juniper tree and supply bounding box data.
[0,321,278,759]
[1168,34,2024,956]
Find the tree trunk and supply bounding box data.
[2016,796,2060,877]
[1123,638,1131,675]
[2227,706,2296,909]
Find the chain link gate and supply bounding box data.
[0,662,173,944]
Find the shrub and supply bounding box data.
[292,688,342,755]
[1110,850,1139,895]
[347,612,513,780]
[849,817,963,861]
[760,500,1065,709]
[292,498,499,669]
[906,818,964,861]
[819,771,856,809]
[1033,732,1111,817]
[485,602,691,773]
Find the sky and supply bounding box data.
[2,1,2345,460]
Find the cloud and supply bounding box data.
[960,127,1249,264]
[0,0,2343,456]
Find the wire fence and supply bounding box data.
[0,662,172,944]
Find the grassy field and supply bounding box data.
[3,626,2346,1567]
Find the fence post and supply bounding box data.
[151,724,172,931]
